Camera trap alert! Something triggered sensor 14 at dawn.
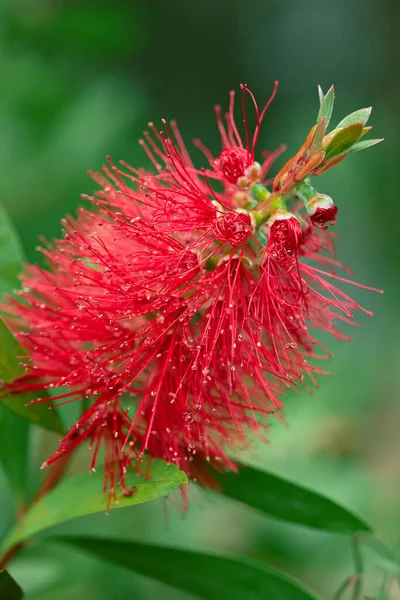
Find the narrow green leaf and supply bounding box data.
[0,204,25,295]
[318,85,324,107]
[0,204,31,502]
[213,465,371,533]
[0,410,29,504]
[336,107,372,129]
[311,117,326,152]
[348,138,384,153]
[55,537,322,600]
[317,85,335,128]
[1,460,187,552]
[0,204,63,434]
[0,317,64,434]
[0,569,23,599]
[324,122,364,159]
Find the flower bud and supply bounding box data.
[267,210,302,261]
[306,194,338,229]
[218,147,249,184]
[213,209,255,247]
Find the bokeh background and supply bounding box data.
[1,0,399,598]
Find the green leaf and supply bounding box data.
[318,85,324,106]
[213,465,371,533]
[0,410,29,504]
[335,107,372,129]
[0,205,31,502]
[317,85,335,128]
[1,459,187,553]
[55,537,322,600]
[348,138,384,153]
[311,117,326,152]
[0,204,25,296]
[0,203,63,435]
[0,569,23,599]
[324,122,364,159]
[0,317,64,434]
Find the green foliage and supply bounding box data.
[0,410,29,504]
[336,107,372,129]
[0,199,63,435]
[0,318,64,434]
[315,88,382,169]
[55,537,322,600]
[214,465,371,533]
[0,203,25,295]
[0,569,23,599]
[0,201,60,503]
[317,85,335,128]
[1,460,187,553]
[349,138,384,153]
[0,202,30,503]
[323,122,364,160]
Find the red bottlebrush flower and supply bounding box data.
[1,83,381,503]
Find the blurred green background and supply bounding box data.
[1,0,399,598]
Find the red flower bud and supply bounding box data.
[218,147,250,184]
[267,211,302,261]
[213,210,255,247]
[307,194,338,229]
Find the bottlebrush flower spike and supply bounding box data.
[1,83,383,503]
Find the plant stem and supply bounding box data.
[332,574,362,600]
[351,535,363,600]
